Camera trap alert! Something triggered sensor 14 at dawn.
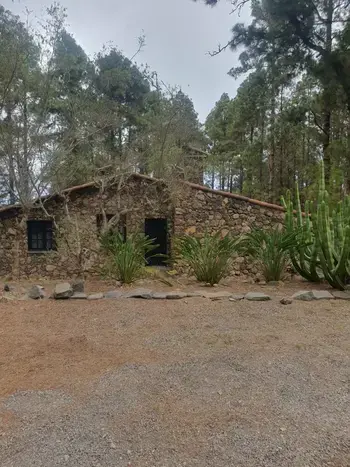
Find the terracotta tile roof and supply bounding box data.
[0,173,284,215]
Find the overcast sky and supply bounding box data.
[4,0,251,122]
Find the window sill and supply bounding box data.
[28,250,57,255]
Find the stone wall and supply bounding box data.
[175,184,284,279]
[0,176,284,280]
[0,176,172,279]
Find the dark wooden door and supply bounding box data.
[144,218,168,266]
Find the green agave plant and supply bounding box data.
[100,232,161,284]
[177,231,241,286]
[240,227,299,282]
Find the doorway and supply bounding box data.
[144,218,168,266]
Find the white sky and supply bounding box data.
[4,0,251,122]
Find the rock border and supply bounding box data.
[23,282,350,302]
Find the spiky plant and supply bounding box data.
[177,231,241,286]
[100,232,160,284]
[241,227,299,282]
[282,162,350,289]
[282,187,322,282]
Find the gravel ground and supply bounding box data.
[0,288,350,466]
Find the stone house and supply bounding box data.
[0,174,284,279]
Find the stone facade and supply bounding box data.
[0,175,284,279]
[175,184,284,278]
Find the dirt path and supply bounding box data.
[0,292,349,466]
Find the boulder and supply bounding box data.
[54,282,73,299]
[88,293,104,300]
[332,291,350,300]
[245,292,271,301]
[28,285,45,300]
[71,279,85,293]
[291,291,314,301]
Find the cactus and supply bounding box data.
[282,162,350,290]
[314,164,350,289]
[281,186,322,283]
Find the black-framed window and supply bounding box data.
[96,213,127,241]
[27,220,55,251]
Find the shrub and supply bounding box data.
[177,231,241,286]
[100,232,160,284]
[241,227,299,282]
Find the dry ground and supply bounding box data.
[0,282,350,466]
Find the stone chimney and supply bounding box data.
[183,146,206,185]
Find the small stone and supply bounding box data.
[202,291,233,300]
[88,293,104,300]
[104,290,124,299]
[28,285,45,300]
[186,292,204,298]
[71,279,85,293]
[332,291,350,300]
[54,282,73,299]
[151,292,168,299]
[312,290,334,300]
[64,455,70,462]
[229,294,245,301]
[124,288,153,299]
[71,292,87,299]
[166,292,188,299]
[45,265,56,273]
[245,292,271,301]
[292,290,314,301]
[0,296,13,303]
[235,256,245,264]
[280,298,292,305]
[8,228,16,236]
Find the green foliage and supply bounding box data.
[100,232,160,284]
[200,0,350,200]
[282,162,350,289]
[241,228,299,282]
[281,185,322,283]
[177,231,241,285]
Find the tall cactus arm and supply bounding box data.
[318,201,335,272]
[333,225,350,286]
[295,183,303,230]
